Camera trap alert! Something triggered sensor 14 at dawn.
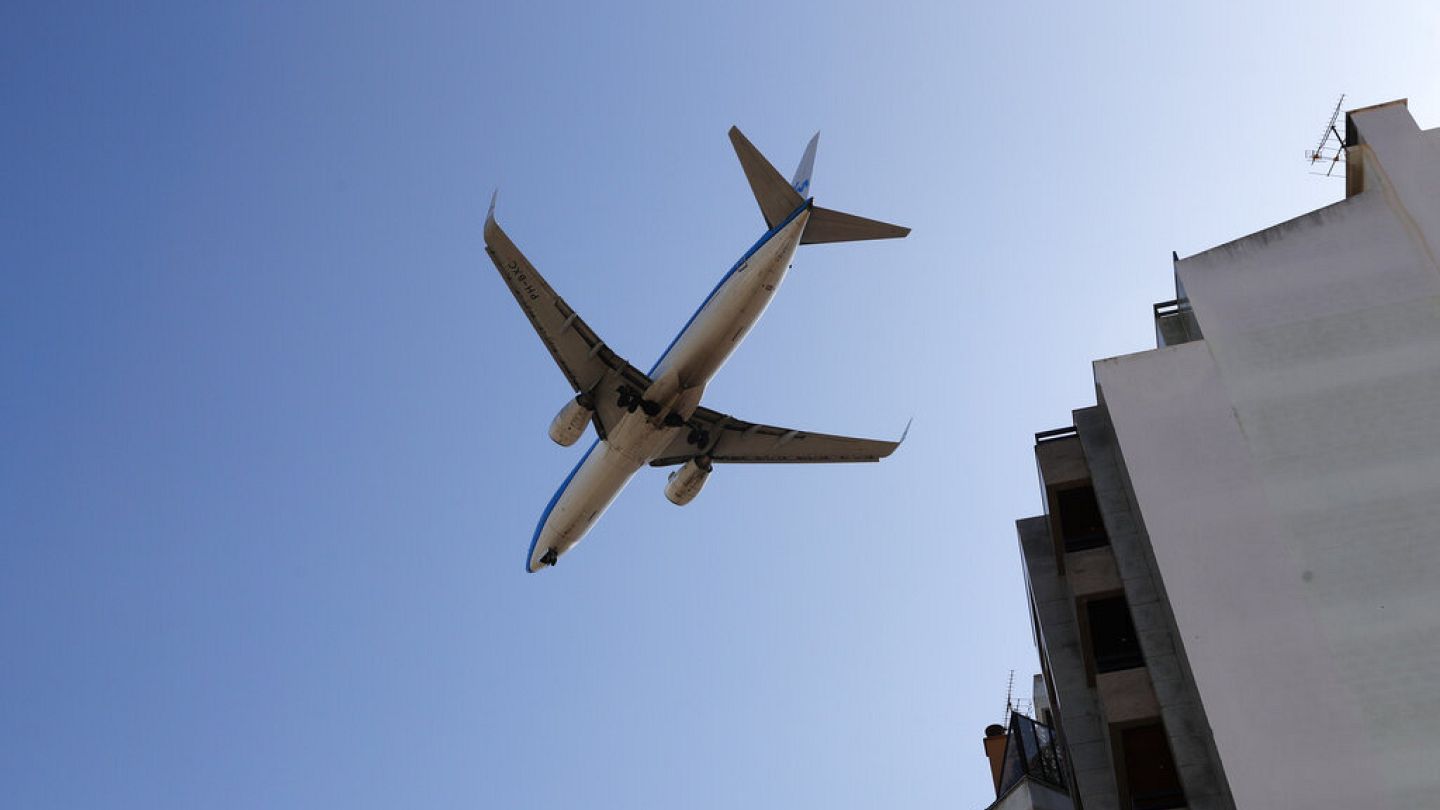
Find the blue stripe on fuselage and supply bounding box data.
[528,438,600,572]
[645,199,812,376]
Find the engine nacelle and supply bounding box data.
[664,457,712,506]
[548,396,593,447]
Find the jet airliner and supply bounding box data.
[485,127,910,572]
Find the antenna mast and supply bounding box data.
[1004,670,1015,723]
[1306,94,1347,178]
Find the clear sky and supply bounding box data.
[2,2,1437,807]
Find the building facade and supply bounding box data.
[986,100,1440,810]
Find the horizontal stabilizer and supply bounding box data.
[800,206,910,244]
[729,126,910,244]
[729,126,804,229]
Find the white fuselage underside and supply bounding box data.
[527,206,810,571]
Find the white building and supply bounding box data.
[992,99,1440,810]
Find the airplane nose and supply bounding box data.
[528,522,563,572]
[526,536,548,573]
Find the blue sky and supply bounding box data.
[2,1,1436,807]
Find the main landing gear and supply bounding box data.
[615,385,708,445]
[615,385,660,416]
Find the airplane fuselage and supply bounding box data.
[527,203,812,571]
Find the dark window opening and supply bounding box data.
[1119,723,1186,810]
[1087,596,1144,673]
[1057,485,1108,551]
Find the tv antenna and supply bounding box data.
[1002,670,1034,722]
[1306,94,1346,178]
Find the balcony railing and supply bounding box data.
[1035,426,1078,444]
[996,712,1070,797]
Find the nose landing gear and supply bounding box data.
[539,548,559,567]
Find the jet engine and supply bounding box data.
[548,396,593,447]
[664,457,712,506]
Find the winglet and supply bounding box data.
[486,188,498,224]
[876,418,913,461]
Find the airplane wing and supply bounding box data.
[483,195,652,440]
[650,406,907,466]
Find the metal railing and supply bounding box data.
[996,712,1070,796]
[1035,426,1078,444]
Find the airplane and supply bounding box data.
[485,126,910,573]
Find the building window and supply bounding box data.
[1086,596,1144,673]
[1118,723,1186,810]
[1057,485,1108,551]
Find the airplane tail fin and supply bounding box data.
[728,126,910,245]
[791,132,819,197]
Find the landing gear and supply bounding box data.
[686,428,711,447]
[662,412,686,428]
[540,548,559,567]
[615,385,659,416]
